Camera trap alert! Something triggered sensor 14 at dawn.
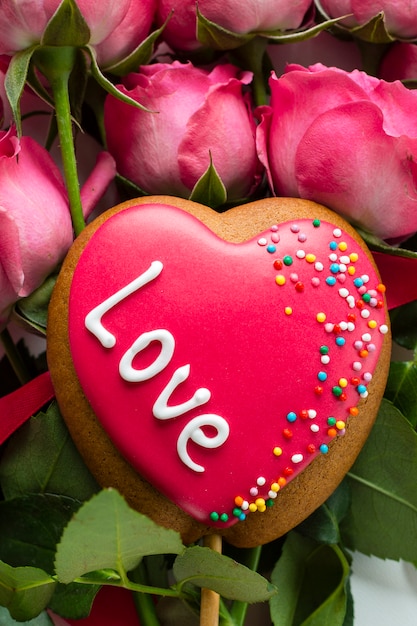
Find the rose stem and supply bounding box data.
[34,46,86,236]
[200,534,222,626]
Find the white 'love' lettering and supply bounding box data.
[85,261,229,473]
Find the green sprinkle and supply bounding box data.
[283,255,293,266]
[233,508,242,517]
[210,512,219,522]
[266,499,275,507]
[320,345,329,354]
[332,386,343,397]
[313,219,321,227]
[327,417,337,426]
[363,293,371,303]
[220,513,229,522]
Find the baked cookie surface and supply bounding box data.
[47,196,390,547]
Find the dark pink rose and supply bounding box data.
[379,42,417,81]
[0,0,156,68]
[257,64,417,241]
[156,0,312,51]
[0,127,72,328]
[104,61,262,202]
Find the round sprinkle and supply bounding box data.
[320,345,329,354]
[361,309,370,319]
[353,361,362,371]
[274,259,283,270]
[267,244,277,254]
[271,482,280,492]
[257,476,266,486]
[210,511,219,522]
[321,355,330,365]
[220,513,229,522]
[340,255,350,264]
[338,241,348,251]
[326,276,337,286]
[296,249,306,259]
[333,228,342,238]
[339,288,349,298]
[350,252,359,262]
[283,255,293,266]
[307,443,316,453]
[268,490,278,499]
[275,275,286,286]
[278,477,287,487]
[336,420,346,430]
[363,372,373,382]
[368,319,378,329]
[306,253,316,263]
[295,281,304,292]
[292,453,304,464]
[354,277,364,287]
[335,336,346,347]
[298,233,307,242]
[349,406,359,416]
[332,386,343,397]
[362,333,372,342]
[329,241,338,251]
[357,384,367,394]
[320,444,329,453]
[327,428,337,437]
[311,424,320,432]
[315,262,324,271]
[330,263,340,274]
[284,306,293,316]
[283,428,293,439]
[308,409,317,419]
[250,487,258,497]
[327,417,337,426]
[287,411,297,423]
[249,503,258,513]
[273,447,283,457]
[377,283,386,293]
[271,233,280,243]
[318,371,327,382]
[325,323,334,332]
[271,225,279,232]
[338,377,348,388]
[291,224,300,233]
[235,496,244,507]
[313,219,321,227]
[311,277,320,287]
[290,273,299,282]
[379,324,389,334]
[258,237,267,246]
[317,312,326,323]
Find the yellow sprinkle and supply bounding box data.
[368,320,377,329]
[275,275,286,286]
[339,378,348,388]
[257,504,267,513]
[284,306,292,316]
[349,252,359,262]
[316,312,326,323]
[305,253,316,263]
[336,420,346,430]
[347,266,356,275]
[270,482,280,492]
[249,503,258,513]
[338,241,348,251]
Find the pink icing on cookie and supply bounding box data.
[68,204,388,527]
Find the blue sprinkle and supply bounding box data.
[329,241,338,250]
[239,513,247,521]
[335,337,346,346]
[318,371,327,382]
[267,244,276,254]
[320,444,329,454]
[354,277,364,287]
[357,384,367,394]
[287,411,297,422]
[326,276,337,286]
[330,263,340,274]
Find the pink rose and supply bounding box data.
[257,63,417,241]
[379,42,417,81]
[319,0,417,39]
[156,0,312,51]
[0,127,72,329]
[104,61,262,202]
[0,0,156,67]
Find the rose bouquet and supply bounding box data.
[1,1,417,625]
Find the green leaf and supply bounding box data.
[41,0,90,46]
[48,582,100,620]
[0,607,53,625]
[0,561,55,622]
[390,301,417,350]
[341,400,417,560]
[13,274,57,334]
[173,545,276,603]
[296,480,351,545]
[0,402,99,501]
[55,489,184,584]
[270,532,350,626]
[4,45,39,135]
[189,153,227,208]
[0,495,81,574]
[385,360,417,427]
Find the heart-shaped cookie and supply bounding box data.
[47,197,390,547]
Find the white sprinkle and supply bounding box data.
[296,249,306,259]
[353,361,362,371]
[268,490,278,499]
[380,324,389,334]
[257,476,266,486]
[241,500,249,510]
[310,424,320,433]
[340,321,348,331]
[339,287,349,298]
[258,237,267,246]
[291,224,300,233]
[298,233,307,242]
[354,341,363,350]
[292,453,304,464]
[340,255,350,264]
[333,228,342,237]
[363,372,373,382]
[362,333,372,342]
[361,309,370,318]
[315,262,324,271]
[325,323,334,333]
[321,355,330,365]
[250,487,258,497]
[308,409,317,419]
[329,253,338,262]
[347,322,355,331]
[362,274,370,283]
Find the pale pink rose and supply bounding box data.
[156,0,312,51]
[379,42,417,81]
[0,126,72,328]
[104,61,262,202]
[0,0,156,67]
[257,63,417,241]
[319,0,417,38]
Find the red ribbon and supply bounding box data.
[0,370,54,446]
[48,587,140,625]
[0,251,416,447]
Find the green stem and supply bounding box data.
[0,327,32,385]
[229,546,262,626]
[34,46,85,236]
[130,561,161,626]
[231,36,269,106]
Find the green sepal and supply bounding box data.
[4,45,39,135]
[41,0,90,47]
[0,560,55,622]
[106,18,170,76]
[12,274,57,335]
[189,153,227,209]
[270,532,350,626]
[86,46,153,113]
[259,15,354,44]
